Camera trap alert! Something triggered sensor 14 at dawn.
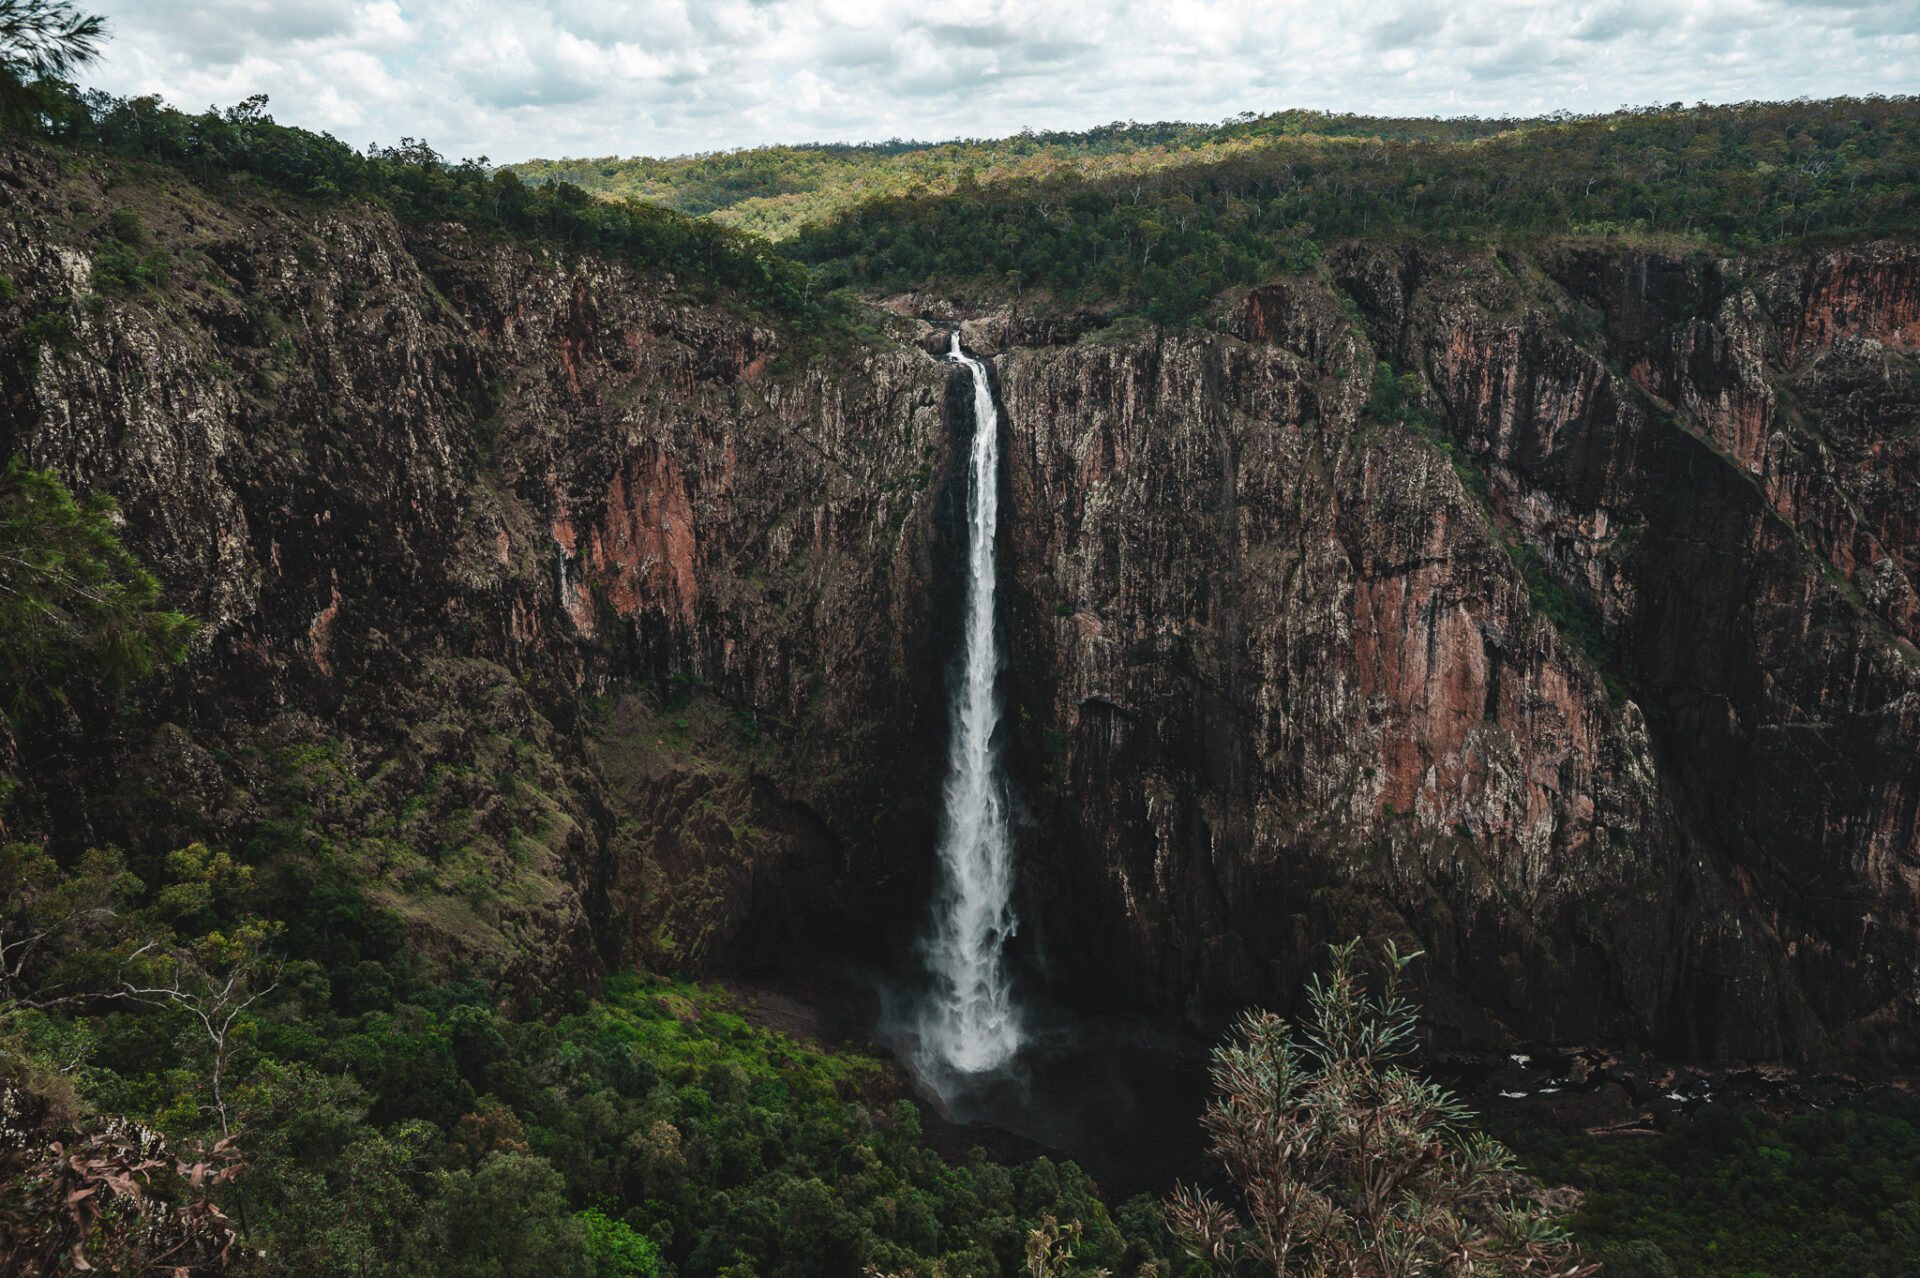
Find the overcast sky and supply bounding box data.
[82,1,1920,164]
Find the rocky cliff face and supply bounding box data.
[987,240,1920,1061]
[4,140,1917,1062]
[0,142,958,992]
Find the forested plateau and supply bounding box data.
[3,89,1920,1276]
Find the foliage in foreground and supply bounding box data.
[1167,941,1590,1276]
[1,1079,244,1277]
[0,0,100,124]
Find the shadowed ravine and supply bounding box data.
[932,1002,1215,1200]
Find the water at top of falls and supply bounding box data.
[919,330,1023,1080]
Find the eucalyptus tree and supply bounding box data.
[0,0,105,123]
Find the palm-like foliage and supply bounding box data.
[1167,940,1596,1277]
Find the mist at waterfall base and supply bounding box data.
[872,965,1213,1196]
[873,334,1214,1200]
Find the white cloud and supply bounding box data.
[82,0,1920,163]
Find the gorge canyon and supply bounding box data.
[4,137,1919,1085]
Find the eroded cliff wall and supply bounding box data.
[981,241,1920,1060]
[0,143,958,993]
[4,141,1917,1061]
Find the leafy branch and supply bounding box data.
[1166,940,1597,1277]
[0,0,103,125]
[0,459,196,743]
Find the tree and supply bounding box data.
[120,919,282,1136]
[578,1208,662,1278]
[419,1150,592,1278]
[224,1066,435,1278]
[0,0,104,124]
[0,842,140,1011]
[1165,940,1595,1277]
[0,460,196,743]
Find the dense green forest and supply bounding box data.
[505,111,1522,240]
[25,83,1916,334]
[784,97,1920,324]
[5,871,1151,1276]
[504,98,1920,326]
[1512,1103,1920,1278]
[10,753,1920,1276]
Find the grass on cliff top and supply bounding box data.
[505,110,1520,241]
[14,84,858,339]
[21,87,1919,336]
[782,96,1920,327]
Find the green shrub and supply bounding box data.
[19,305,74,353]
[578,1209,660,1277]
[95,240,170,293]
[0,459,196,725]
[1168,940,1589,1275]
[107,206,145,242]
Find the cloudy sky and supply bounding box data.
[83,0,1920,164]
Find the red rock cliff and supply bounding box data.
[989,241,1919,1060]
[5,137,1918,1061]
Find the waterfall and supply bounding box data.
[919,331,1023,1078]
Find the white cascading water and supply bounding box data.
[920,331,1023,1077]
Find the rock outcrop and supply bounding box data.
[0,142,958,992]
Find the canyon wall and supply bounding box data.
[989,241,1920,1060]
[4,140,1917,1061]
[0,142,959,993]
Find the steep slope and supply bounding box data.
[0,141,957,993]
[964,240,1920,1061]
[5,137,1919,1064]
